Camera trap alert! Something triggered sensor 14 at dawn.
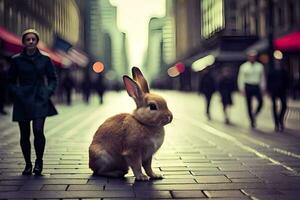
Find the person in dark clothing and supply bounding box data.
[267,58,289,132]
[7,29,58,176]
[198,69,216,120]
[62,71,74,105]
[0,59,8,115]
[81,72,92,104]
[94,74,106,104]
[218,68,235,124]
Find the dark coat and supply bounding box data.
[8,49,58,121]
[218,77,235,106]
[267,67,289,96]
[198,73,216,97]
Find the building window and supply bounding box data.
[201,0,224,38]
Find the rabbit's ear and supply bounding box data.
[132,67,150,93]
[123,75,143,100]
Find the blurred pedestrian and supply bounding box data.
[0,58,8,115]
[198,69,216,120]
[7,29,58,176]
[218,67,235,124]
[238,50,265,128]
[94,73,106,104]
[81,72,92,104]
[62,71,74,105]
[267,58,289,132]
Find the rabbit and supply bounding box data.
[89,67,173,181]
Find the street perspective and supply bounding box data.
[0,0,300,200]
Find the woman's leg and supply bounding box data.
[32,118,46,162]
[32,118,46,175]
[18,121,31,163]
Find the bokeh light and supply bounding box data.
[175,62,185,73]
[167,66,180,77]
[274,50,283,60]
[192,55,215,72]
[92,61,105,73]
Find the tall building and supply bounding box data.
[99,0,128,78]
[144,16,176,84]
[85,0,128,81]
[142,0,176,89]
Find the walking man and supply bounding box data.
[238,50,265,128]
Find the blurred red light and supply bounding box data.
[175,62,185,73]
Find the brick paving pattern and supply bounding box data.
[0,91,300,199]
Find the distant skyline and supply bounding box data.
[109,0,166,70]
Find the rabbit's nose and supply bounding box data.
[167,114,173,123]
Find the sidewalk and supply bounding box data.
[0,91,300,200]
[286,99,300,130]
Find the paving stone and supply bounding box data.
[244,194,299,200]
[241,188,283,196]
[197,182,269,190]
[20,184,43,191]
[107,177,135,184]
[42,184,68,191]
[68,184,104,191]
[161,171,192,175]
[195,175,231,183]
[149,178,197,184]
[162,174,195,178]
[135,190,172,198]
[49,174,93,179]
[134,184,201,191]
[104,184,133,191]
[230,178,263,183]
[203,190,247,198]
[0,180,27,185]
[218,166,249,171]
[0,185,19,191]
[159,166,189,171]
[87,179,110,185]
[224,171,257,178]
[0,190,135,198]
[25,179,87,185]
[171,190,206,198]
[190,171,226,176]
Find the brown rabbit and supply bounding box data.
[89,67,172,181]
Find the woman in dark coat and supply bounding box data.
[7,29,58,175]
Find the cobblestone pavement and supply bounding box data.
[0,91,300,200]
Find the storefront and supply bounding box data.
[0,26,62,66]
[275,30,300,99]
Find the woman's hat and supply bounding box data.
[22,28,40,43]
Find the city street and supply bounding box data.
[0,90,300,199]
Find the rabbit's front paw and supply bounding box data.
[135,174,149,181]
[149,173,163,180]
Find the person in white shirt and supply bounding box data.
[238,50,265,128]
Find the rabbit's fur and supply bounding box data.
[89,67,173,181]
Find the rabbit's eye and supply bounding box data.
[148,103,157,110]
